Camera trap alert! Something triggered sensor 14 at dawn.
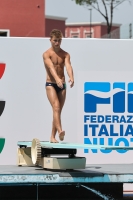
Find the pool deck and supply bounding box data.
[0,164,133,184]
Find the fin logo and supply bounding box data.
[0,63,6,153]
[84,82,133,113]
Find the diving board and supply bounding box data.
[17,139,133,170]
[17,141,133,150]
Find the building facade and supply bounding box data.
[0,0,45,37]
[0,0,120,39]
[45,15,67,37]
[65,22,121,39]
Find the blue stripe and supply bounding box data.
[128,83,133,92]
[113,82,125,90]
[84,82,110,93]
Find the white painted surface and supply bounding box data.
[0,38,133,166]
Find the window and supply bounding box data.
[86,34,91,38]
[0,32,7,37]
[71,33,79,38]
[0,30,10,37]
[85,33,92,38]
[72,35,78,38]
[84,29,94,38]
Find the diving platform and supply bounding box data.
[1,140,133,199]
[0,164,133,199]
[1,164,133,184]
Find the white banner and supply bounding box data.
[0,37,133,164]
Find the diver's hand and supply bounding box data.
[68,79,74,88]
[56,78,63,89]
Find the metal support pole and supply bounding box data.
[129,23,132,39]
[36,183,38,200]
[89,8,92,38]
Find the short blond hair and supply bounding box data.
[50,29,63,38]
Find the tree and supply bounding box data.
[73,0,130,37]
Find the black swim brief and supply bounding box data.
[46,82,66,93]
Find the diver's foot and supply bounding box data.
[50,137,59,143]
[59,131,65,141]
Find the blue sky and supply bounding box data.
[46,0,133,25]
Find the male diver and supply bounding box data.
[43,29,74,143]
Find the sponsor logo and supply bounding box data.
[46,160,50,164]
[0,63,6,153]
[0,101,6,116]
[84,82,133,154]
[0,138,5,153]
[0,63,6,79]
[84,82,133,113]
